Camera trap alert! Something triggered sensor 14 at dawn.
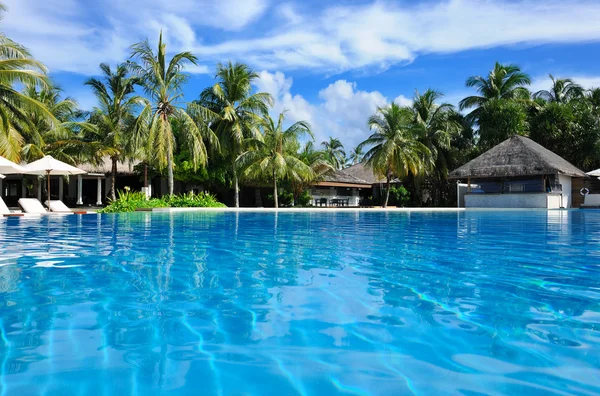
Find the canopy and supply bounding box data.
[23,155,86,176]
[0,155,25,174]
[586,168,600,177]
[23,155,86,205]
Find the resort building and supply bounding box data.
[310,170,372,206]
[449,135,587,209]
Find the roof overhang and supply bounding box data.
[314,181,371,188]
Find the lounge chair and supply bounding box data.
[48,200,87,214]
[0,197,24,217]
[18,198,49,214]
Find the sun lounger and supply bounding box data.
[1,197,24,217]
[18,198,49,214]
[48,200,87,214]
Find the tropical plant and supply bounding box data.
[321,137,346,169]
[197,61,272,207]
[534,74,584,104]
[478,99,528,150]
[129,32,216,195]
[19,84,79,163]
[411,89,460,176]
[0,24,57,161]
[348,146,364,165]
[82,63,145,200]
[99,189,225,213]
[291,141,333,203]
[358,103,431,208]
[459,62,531,121]
[237,112,314,208]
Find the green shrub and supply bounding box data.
[295,190,313,207]
[388,185,410,207]
[99,190,225,213]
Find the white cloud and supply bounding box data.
[255,71,399,149]
[3,0,600,75]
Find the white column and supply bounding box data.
[77,175,83,205]
[59,177,64,201]
[96,177,102,205]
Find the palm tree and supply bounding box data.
[534,74,583,103]
[411,89,460,177]
[197,61,272,207]
[349,146,364,165]
[129,32,216,195]
[19,84,79,163]
[459,62,531,120]
[321,137,346,169]
[0,25,57,161]
[83,63,145,200]
[358,103,431,208]
[292,141,333,202]
[237,112,314,208]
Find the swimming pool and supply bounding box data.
[0,210,599,395]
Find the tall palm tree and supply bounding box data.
[411,89,460,177]
[459,62,531,120]
[197,61,272,207]
[358,103,431,208]
[534,74,584,104]
[129,32,216,195]
[237,112,314,208]
[83,63,145,200]
[349,146,364,165]
[0,26,57,161]
[321,137,346,169]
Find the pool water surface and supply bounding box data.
[0,210,599,395]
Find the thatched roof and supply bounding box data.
[320,169,371,185]
[449,135,587,179]
[341,162,401,184]
[78,157,139,175]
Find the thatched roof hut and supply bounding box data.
[449,135,586,179]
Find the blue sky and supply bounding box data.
[4,0,600,148]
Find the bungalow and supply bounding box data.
[310,170,372,206]
[449,135,587,209]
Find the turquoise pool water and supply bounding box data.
[0,210,599,395]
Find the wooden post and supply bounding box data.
[467,177,471,193]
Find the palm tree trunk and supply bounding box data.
[167,150,174,196]
[273,171,278,208]
[384,173,391,208]
[233,160,239,208]
[110,157,117,201]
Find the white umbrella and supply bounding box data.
[0,174,5,179]
[23,155,86,204]
[587,168,600,177]
[0,155,25,174]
